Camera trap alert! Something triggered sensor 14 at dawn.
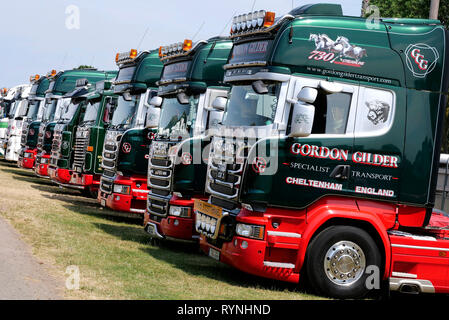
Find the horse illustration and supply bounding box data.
[335,36,368,62]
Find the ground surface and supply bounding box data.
[0,216,62,299]
[0,161,321,300]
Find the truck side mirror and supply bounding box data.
[150,96,163,108]
[145,107,160,128]
[211,97,227,111]
[289,87,318,138]
[319,80,343,94]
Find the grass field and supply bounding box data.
[0,161,322,300]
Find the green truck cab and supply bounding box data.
[194,4,449,298]
[144,37,232,242]
[48,73,117,187]
[98,49,163,214]
[34,69,113,178]
[63,79,120,196]
[18,75,49,169]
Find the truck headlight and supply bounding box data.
[169,206,192,218]
[235,223,264,240]
[113,184,130,195]
[24,152,33,158]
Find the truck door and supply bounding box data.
[350,85,402,202]
[254,77,359,209]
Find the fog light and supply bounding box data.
[113,184,131,195]
[169,206,191,218]
[241,241,248,249]
[173,219,179,226]
[235,223,265,240]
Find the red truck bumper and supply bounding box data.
[198,206,302,283]
[34,154,50,178]
[144,195,205,242]
[18,148,37,169]
[98,175,148,215]
[49,167,72,184]
[69,172,100,193]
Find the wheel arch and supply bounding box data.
[297,210,392,280]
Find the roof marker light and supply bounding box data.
[159,39,194,60]
[230,10,276,37]
[115,49,139,65]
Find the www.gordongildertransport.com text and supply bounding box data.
[177,304,271,318]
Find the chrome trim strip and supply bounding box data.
[267,231,302,238]
[263,261,295,269]
[132,189,149,194]
[130,208,145,214]
[391,244,449,251]
[391,272,418,279]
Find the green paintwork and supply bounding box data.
[35,77,50,98]
[48,69,116,96]
[117,128,157,175]
[226,12,448,209]
[103,49,164,181]
[114,50,163,94]
[25,121,40,148]
[172,136,209,196]
[45,70,117,170]
[158,38,233,195]
[79,89,117,175]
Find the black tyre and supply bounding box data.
[80,187,98,199]
[306,225,382,299]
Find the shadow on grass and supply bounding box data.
[93,221,306,296]
[0,160,20,168]
[60,199,142,225]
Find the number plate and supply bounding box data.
[100,199,106,207]
[194,199,222,219]
[209,248,220,261]
[147,224,156,237]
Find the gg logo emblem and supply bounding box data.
[252,157,267,174]
[181,152,192,165]
[122,142,132,154]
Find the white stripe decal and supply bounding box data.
[392,244,449,251]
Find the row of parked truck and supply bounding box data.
[1,3,449,299]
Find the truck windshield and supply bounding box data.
[17,100,29,118]
[26,100,40,121]
[61,102,80,121]
[222,82,280,127]
[82,99,101,123]
[157,95,199,138]
[0,101,12,118]
[8,101,19,118]
[43,99,57,122]
[110,94,140,129]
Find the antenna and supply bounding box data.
[251,0,257,11]
[137,27,150,51]
[191,21,205,41]
[219,11,237,36]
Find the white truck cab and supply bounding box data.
[2,85,31,161]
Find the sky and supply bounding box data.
[0,0,363,88]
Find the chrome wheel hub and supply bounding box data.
[324,241,366,286]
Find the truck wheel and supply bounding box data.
[306,225,381,299]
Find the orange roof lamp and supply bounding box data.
[115,49,139,65]
[46,69,57,78]
[230,10,276,36]
[159,39,194,60]
[29,74,40,82]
